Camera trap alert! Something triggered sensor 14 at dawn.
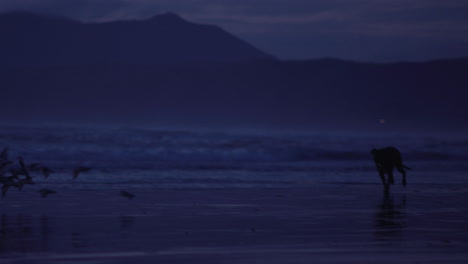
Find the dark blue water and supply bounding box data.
[1,125,467,189]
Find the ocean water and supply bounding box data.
[1,125,467,190]
[1,125,468,264]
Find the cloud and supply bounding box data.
[1,0,467,61]
[2,0,468,28]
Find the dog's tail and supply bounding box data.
[403,165,411,170]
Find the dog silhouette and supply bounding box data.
[371,147,410,187]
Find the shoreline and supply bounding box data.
[1,184,468,263]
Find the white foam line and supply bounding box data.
[8,251,147,261]
[156,246,398,255]
[6,247,468,262]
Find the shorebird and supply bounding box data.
[0,152,36,196]
[27,163,53,178]
[120,190,135,200]
[18,156,31,178]
[0,161,12,176]
[16,177,34,190]
[40,166,53,178]
[0,147,8,161]
[0,160,12,170]
[2,183,9,197]
[39,188,56,198]
[0,175,17,183]
[72,166,91,180]
[27,163,43,171]
[0,176,18,197]
[0,148,11,173]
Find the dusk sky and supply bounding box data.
[1,0,468,62]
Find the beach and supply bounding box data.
[2,3,468,263]
[1,183,468,264]
[1,126,468,263]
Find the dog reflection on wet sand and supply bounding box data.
[374,193,407,241]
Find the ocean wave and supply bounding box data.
[0,126,465,171]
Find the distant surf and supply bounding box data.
[1,125,467,189]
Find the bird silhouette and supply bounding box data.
[72,166,91,180]
[0,147,8,161]
[40,166,53,178]
[39,188,56,198]
[0,160,12,170]
[1,183,9,197]
[27,163,43,171]
[120,190,135,200]
[27,163,53,178]
[0,149,46,197]
[18,156,31,179]
[0,176,17,197]
[16,177,34,190]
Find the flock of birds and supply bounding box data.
[0,147,135,199]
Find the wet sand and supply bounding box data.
[1,184,468,263]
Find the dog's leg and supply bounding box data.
[383,181,390,194]
[378,170,386,185]
[388,169,395,185]
[397,166,407,186]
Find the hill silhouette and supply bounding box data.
[0,11,274,65]
[1,12,467,131]
[2,58,467,130]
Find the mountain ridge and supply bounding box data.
[0,11,275,65]
[1,11,467,130]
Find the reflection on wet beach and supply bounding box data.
[0,187,467,264]
[0,214,116,254]
[0,214,47,253]
[0,213,140,255]
[374,193,407,241]
[120,215,135,231]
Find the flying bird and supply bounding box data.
[0,147,8,161]
[16,177,34,190]
[39,188,56,198]
[0,160,13,175]
[73,166,91,180]
[27,163,43,171]
[40,166,53,178]
[0,176,18,197]
[0,160,12,169]
[2,183,9,198]
[27,163,53,178]
[18,156,31,179]
[120,190,135,200]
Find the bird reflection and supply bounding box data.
[374,192,407,241]
[72,166,91,180]
[1,214,6,238]
[71,232,88,248]
[120,215,135,230]
[40,215,50,251]
[0,214,43,253]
